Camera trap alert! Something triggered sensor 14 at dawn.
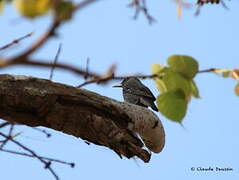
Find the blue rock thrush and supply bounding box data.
[113,77,158,112]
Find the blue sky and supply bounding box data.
[0,0,239,180]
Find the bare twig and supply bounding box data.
[77,64,116,87]
[84,57,90,80]
[0,58,101,78]
[0,122,10,129]
[198,68,216,73]
[0,132,59,180]
[78,72,156,88]
[74,0,98,10]
[77,67,220,88]
[1,0,98,64]
[49,43,62,81]
[0,32,34,51]
[195,0,229,16]
[0,123,14,149]
[31,127,51,138]
[0,149,75,167]
[0,52,220,88]
[128,0,156,24]
[11,20,61,62]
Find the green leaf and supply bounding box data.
[157,90,187,122]
[235,83,239,96]
[162,69,192,98]
[167,55,199,79]
[55,1,74,21]
[190,80,200,98]
[155,78,167,93]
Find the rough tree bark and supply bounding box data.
[0,74,165,162]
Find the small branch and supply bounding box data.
[49,43,62,81]
[128,0,156,24]
[0,32,34,51]
[0,59,101,78]
[84,57,90,80]
[78,73,157,87]
[77,64,116,87]
[0,122,10,129]
[0,148,75,167]
[0,132,59,180]
[0,123,14,149]
[74,0,98,10]
[12,20,61,61]
[195,0,228,16]
[198,68,216,73]
[31,127,51,138]
[77,67,221,88]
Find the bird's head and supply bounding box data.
[113,77,140,89]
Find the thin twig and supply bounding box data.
[0,122,10,129]
[0,32,34,51]
[77,67,219,88]
[0,132,59,180]
[0,59,101,78]
[11,20,61,62]
[84,57,90,80]
[128,0,156,24]
[49,43,62,81]
[0,123,14,149]
[74,0,98,10]
[0,149,75,167]
[31,127,51,138]
[77,64,117,87]
[198,68,216,73]
[77,73,156,88]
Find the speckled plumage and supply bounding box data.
[118,78,158,112]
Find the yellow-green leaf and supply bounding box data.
[157,90,187,122]
[0,0,4,14]
[155,78,167,93]
[151,63,165,74]
[162,69,192,98]
[235,83,239,96]
[167,55,199,79]
[14,0,51,18]
[190,80,200,98]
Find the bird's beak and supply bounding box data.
[113,84,122,88]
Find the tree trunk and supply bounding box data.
[0,74,165,162]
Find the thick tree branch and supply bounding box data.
[0,74,165,162]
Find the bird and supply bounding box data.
[113,77,158,112]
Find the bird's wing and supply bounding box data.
[125,85,156,101]
[137,85,156,100]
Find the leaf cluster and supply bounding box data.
[152,55,200,122]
